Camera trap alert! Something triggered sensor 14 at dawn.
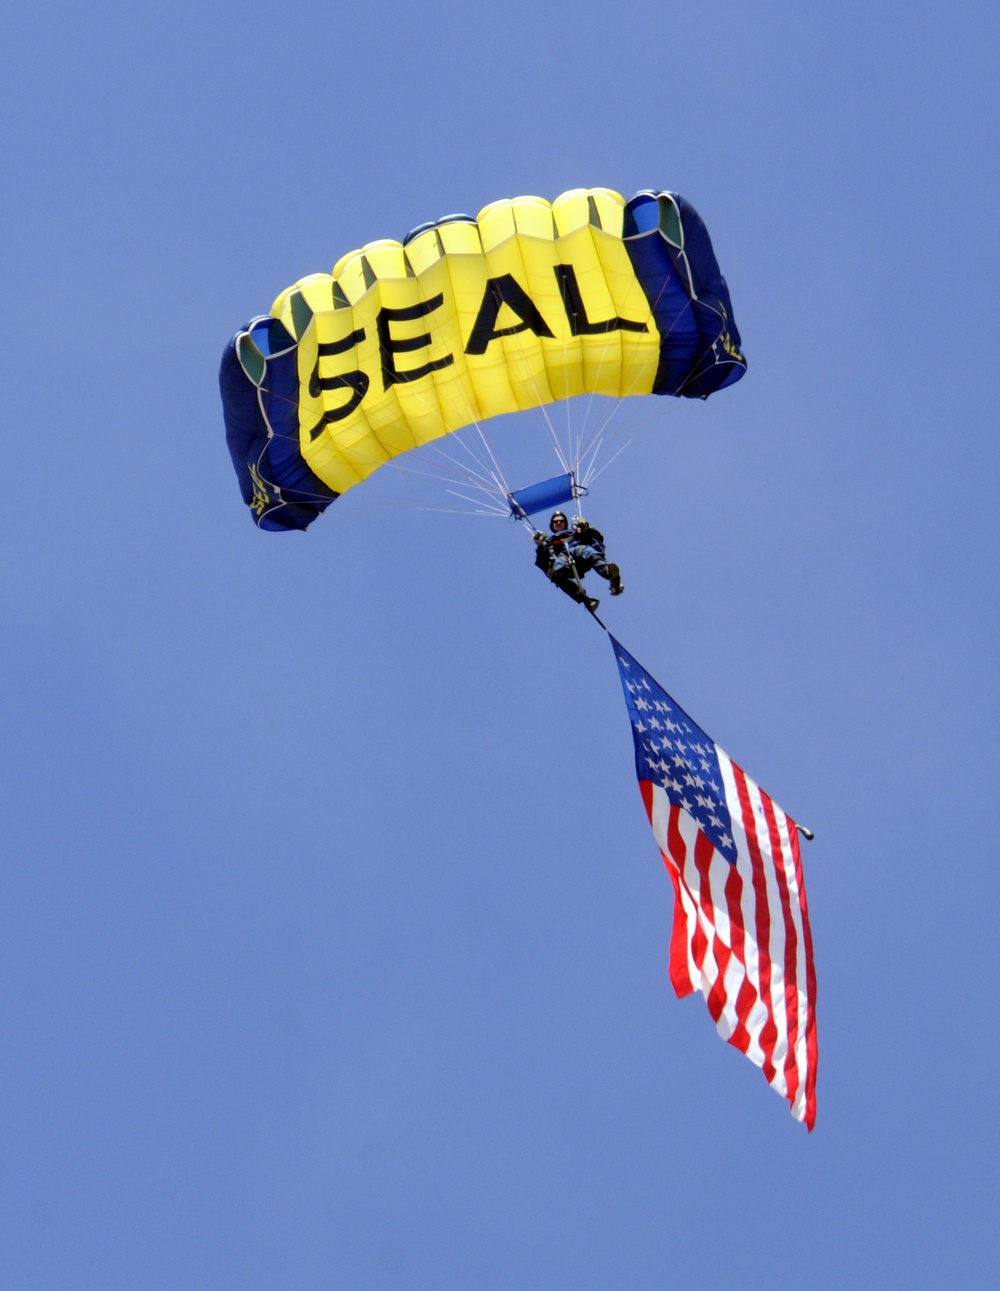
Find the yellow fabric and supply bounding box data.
[271,188,662,496]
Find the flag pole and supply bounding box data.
[586,604,609,632]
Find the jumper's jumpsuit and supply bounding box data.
[535,526,615,603]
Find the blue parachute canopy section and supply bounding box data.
[220,316,338,532]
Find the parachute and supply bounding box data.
[220,188,746,531]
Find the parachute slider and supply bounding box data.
[507,472,587,521]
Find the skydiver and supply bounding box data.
[533,511,624,612]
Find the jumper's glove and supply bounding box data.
[574,518,588,532]
[533,531,546,544]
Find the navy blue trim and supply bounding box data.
[219,318,338,532]
[622,192,746,399]
[402,213,477,246]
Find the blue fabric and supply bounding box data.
[611,636,737,864]
[219,318,338,531]
[508,472,577,518]
[402,213,476,246]
[623,192,746,399]
[549,539,607,575]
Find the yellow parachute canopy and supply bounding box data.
[221,187,745,530]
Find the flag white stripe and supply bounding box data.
[717,752,772,1068]
[744,775,792,1098]
[775,804,812,1121]
[649,788,703,993]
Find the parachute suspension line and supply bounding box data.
[423,427,510,495]
[385,297,639,517]
[419,379,517,507]
[380,384,513,515]
[386,454,505,498]
[251,374,504,510]
[579,327,621,459]
[577,405,626,491]
[413,504,508,516]
[575,267,702,491]
[471,416,514,497]
[529,321,612,556]
[584,270,694,471]
[499,317,586,483]
[540,397,571,475]
[487,254,567,477]
[549,328,624,494]
[673,296,737,393]
[528,325,573,475]
[496,319,569,478]
[372,425,508,505]
[440,408,514,496]
[577,332,660,482]
[440,489,511,515]
[572,330,624,488]
[580,436,633,489]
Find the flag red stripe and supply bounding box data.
[657,785,757,1050]
[760,791,802,1111]
[666,798,710,987]
[679,800,753,1048]
[788,824,819,1130]
[722,845,754,1054]
[640,780,695,996]
[769,795,805,1110]
[666,866,696,997]
[732,765,779,1085]
[692,826,731,1024]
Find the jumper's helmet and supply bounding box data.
[550,511,568,531]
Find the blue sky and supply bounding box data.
[2,3,998,1286]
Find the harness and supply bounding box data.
[544,531,591,605]
[537,517,608,624]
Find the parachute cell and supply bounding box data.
[220,188,746,531]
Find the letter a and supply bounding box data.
[465,275,555,355]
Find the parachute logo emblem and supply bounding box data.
[720,331,743,361]
[249,463,271,517]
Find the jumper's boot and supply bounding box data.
[584,595,601,613]
[608,563,624,596]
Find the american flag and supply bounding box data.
[612,637,818,1129]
